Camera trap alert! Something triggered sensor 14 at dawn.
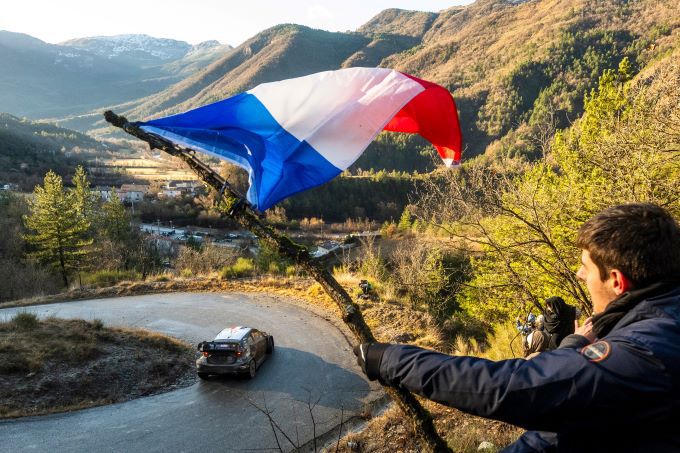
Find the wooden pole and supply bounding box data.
[104,110,452,452]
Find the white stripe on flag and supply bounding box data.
[248,67,424,170]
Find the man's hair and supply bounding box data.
[576,203,680,287]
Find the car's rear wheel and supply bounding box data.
[247,360,257,379]
[197,372,210,380]
[266,336,275,354]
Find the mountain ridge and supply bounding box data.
[110,0,679,160]
[0,31,232,118]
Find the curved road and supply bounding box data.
[0,293,382,452]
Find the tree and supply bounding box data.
[417,56,680,322]
[397,208,413,231]
[71,166,97,229]
[23,171,92,286]
[102,191,131,243]
[97,191,138,270]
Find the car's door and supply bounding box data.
[251,330,265,362]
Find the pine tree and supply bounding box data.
[397,208,412,231]
[100,191,136,269]
[23,171,92,286]
[102,191,131,243]
[71,165,97,230]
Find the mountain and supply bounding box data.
[0,113,110,190]
[61,34,232,75]
[112,0,678,162]
[0,31,231,119]
[60,34,193,66]
[122,25,370,121]
[0,31,145,118]
[161,41,233,77]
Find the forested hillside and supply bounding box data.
[0,113,108,190]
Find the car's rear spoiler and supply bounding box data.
[197,341,240,352]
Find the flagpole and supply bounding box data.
[104,110,452,453]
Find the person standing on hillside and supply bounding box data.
[542,296,577,350]
[354,203,680,451]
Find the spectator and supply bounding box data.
[543,296,576,349]
[354,203,680,451]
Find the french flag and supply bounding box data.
[138,67,462,211]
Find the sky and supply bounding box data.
[1,0,473,47]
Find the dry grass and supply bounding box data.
[0,314,194,419]
[336,399,522,453]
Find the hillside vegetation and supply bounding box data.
[0,113,109,190]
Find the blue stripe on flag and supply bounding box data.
[138,93,340,210]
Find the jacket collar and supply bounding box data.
[592,281,680,338]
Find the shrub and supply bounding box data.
[81,270,141,287]
[180,268,193,278]
[174,244,237,276]
[0,259,62,303]
[12,312,39,330]
[220,258,255,279]
[482,321,524,360]
[255,241,283,273]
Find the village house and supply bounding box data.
[118,184,150,202]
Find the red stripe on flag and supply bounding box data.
[384,73,462,165]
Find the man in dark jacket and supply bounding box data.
[354,203,680,452]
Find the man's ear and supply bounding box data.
[609,269,632,295]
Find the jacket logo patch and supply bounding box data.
[582,341,611,362]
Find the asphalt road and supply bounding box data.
[0,292,382,452]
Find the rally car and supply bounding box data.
[196,326,274,379]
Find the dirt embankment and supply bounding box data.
[0,314,194,419]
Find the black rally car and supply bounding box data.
[196,326,274,379]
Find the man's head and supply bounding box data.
[576,203,680,313]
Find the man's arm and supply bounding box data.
[358,339,671,432]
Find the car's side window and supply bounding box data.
[246,335,255,347]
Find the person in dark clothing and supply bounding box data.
[354,203,680,452]
[542,296,576,350]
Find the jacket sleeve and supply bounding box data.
[377,338,671,432]
[557,334,591,349]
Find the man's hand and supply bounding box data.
[353,342,389,381]
[574,317,596,342]
[354,343,369,374]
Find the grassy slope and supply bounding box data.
[0,314,193,418]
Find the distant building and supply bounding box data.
[160,189,182,198]
[118,184,150,202]
[94,187,113,201]
[166,180,202,194]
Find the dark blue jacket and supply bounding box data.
[375,284,680,452]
